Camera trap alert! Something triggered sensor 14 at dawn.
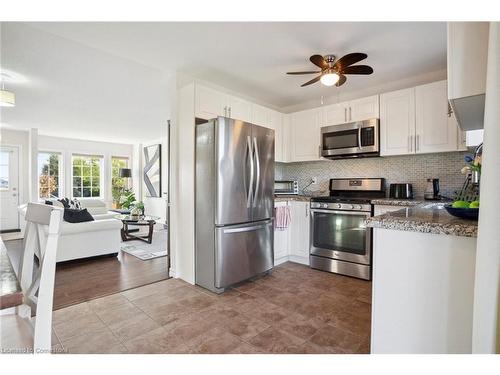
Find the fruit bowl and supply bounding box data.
[444,205,479,220]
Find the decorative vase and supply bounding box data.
[130,206,142,217]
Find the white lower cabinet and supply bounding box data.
[273,200,310,266]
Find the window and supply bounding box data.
[111,157,129,203]
[0,150,9,190]
[38,152,61,199]
[72,155,103,198]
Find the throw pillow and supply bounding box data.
[63,208,94,223]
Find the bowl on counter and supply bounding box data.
[444,204,479,220]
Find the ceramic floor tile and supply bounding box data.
[222,313,270,341]
[122,326,190,354]
[189,326,245,354]
[53,312,106,342]
[95,302,144,326]
[107,312,161,342]
[52,302,91,325]
[88,293,131,312]
[248,327,306,353]
[61,328,127,354]
[309,324,364,353]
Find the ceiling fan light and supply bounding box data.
[320,72,340,86]
[0,89,15,107]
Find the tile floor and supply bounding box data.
[50,262,372,354]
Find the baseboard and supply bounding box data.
[168,267,176,278]
[288,255,310,266]
[274,256,290,266]
[274,254,310,266]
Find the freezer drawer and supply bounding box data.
[215,219,274,288]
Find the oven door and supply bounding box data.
[310,209,371,265]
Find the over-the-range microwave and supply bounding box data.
[320,118,379,159]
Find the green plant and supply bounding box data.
[119,189,136,209]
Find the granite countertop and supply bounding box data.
[365,203,478,238]
[370,197,453,206]
[274,195,312,202]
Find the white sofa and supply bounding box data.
[19,199,122,262]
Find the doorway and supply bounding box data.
[0,145,20,233]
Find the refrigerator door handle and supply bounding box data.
[246,136,254,208]
[252,136,260,207]
[222,221,270,234]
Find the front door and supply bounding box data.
[0,146,20,232]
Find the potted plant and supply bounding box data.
[119,189,136,210]
[130,201,144,217]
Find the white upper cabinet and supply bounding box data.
[447,22,489,130]
[324,103,348,125]
[269,109,284,162]
[380,87,416,156]
[195,85,226,120]
[226,95,252,123]
[195,84,251,122]
[251,104,269,127]
[415,80,458,153]
[290,108,322,162]
[322,95,379,126]
[349,95,380,122]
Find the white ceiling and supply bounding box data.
[0,22,447,142]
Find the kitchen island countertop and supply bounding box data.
[365,202,478,238]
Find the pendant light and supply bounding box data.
[0,81,15,107]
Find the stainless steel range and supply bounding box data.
[309,178,386,280]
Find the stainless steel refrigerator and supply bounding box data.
[195,117,274,293]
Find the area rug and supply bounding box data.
[120,228,168,261]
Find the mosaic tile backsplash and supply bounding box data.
[276,151,469,199]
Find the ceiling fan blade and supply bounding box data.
[301,75,322,87]
[310,54,328,69]
[336,74,347,87]
[286,71,322,75]
[334,53,368,70]
[341,65,374,75]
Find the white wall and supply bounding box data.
[37,135,134,206]
[473,22,500,354]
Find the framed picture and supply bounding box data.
[143,144,161,197]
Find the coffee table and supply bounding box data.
[115,215,160,244]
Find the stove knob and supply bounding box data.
[336,203,342,209]
[321,203,328,209]
[351,204,356,210]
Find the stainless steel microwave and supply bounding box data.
[274,180,298,195]
[320,118,379,159]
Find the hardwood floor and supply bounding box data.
[4,239,169,310]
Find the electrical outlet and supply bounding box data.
[311,177,318,185]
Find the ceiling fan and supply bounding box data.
[287,53,373,87]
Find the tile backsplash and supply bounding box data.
[276,151,469,199]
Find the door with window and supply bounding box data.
[0,146,20,231]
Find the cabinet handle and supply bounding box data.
[305,204,308,218]
[349,107,352,121]
[318,145,322,158]
[228,107,232,118]
[416,135,420,152]
[408,135,410,152]
[223,106,227,117]
[344,107,347,122]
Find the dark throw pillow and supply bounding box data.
[63,208,94,223]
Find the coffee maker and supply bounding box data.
[424,178,440,200]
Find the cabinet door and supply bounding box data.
[269,109,284,162]
[323,103,347,125]
[289,201,310,261]
[290,108,322,161]
[251,104,269,127]
[415,81,458,154]
[380,88,415,156]
[274,202,290,262]
[349,95,380,122]
[227,95,252,123]
[195,85,226,120]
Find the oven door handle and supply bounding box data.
[310,209,371,217]
[358,126,362,150]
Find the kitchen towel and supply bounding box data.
[274,205,291,230]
